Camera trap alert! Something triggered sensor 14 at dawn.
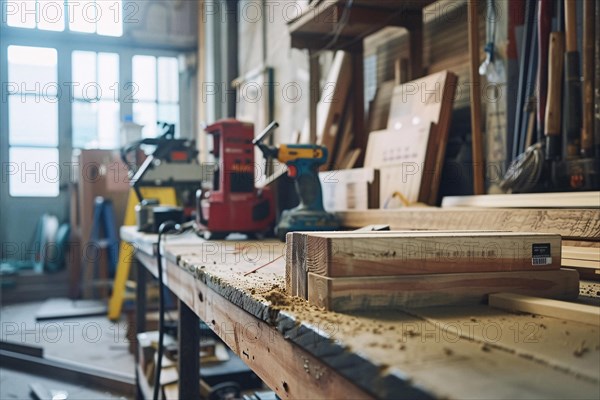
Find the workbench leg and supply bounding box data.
[135,260,146,400]
[178,299,200,399]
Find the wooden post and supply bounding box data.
[468,0,485,194]
[350,42,366,166]
[309,50,320,144]
[407,10,424,80]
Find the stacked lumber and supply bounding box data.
[286,231,580,312]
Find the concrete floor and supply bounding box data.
[1,300,135,399]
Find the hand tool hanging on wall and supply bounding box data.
[562,0,582,158]
[595,0,600,157]
[581,0,595,157]
[517,3,539,155]
[544,26,565,160]
[512,0,538,161]
[537,0,552,144]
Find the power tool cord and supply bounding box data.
[153,220,194,400]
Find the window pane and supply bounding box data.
[97,100,120,148]
[98,53,119,100]
[6,0,36,28]
[97,0,123,37]
[9,95,58,147]
[158,57,179,103]
[69,0,96,33]
[72,51,97,99]
[133,102,158,138]
[72,101,98,148]
[133,55,157,101]
[37,0,65,31]
[9,147,60,197]
[8,46,58,95]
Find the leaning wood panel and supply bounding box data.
[337,208,600,240]
[308,269,580,312]
[489,292,600,327]
[303,231,562,278]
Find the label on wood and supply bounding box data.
[302,231,562,278]
[308,269,580,312]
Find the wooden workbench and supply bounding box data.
[122,226,600,399]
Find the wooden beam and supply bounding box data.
[309,50,320,144]
[297,231,562,278]
[308,269,580,312]
[468,0,485,194]
[489,292,600,327]
[349,42,366,167]
[406,9,424,79]
[442,191,600,208]
[336,208,600,240]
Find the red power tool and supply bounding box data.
[195,119,275,239]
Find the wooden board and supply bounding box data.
[367,80,395,133]
[317,51,352,168]
[307,269,580,312]
[442,191,600,208]
[379,70,458,205]
[364,122,433,206]
[337,208,600,240]
[563,246,600,261]
[562,258,600,270]
[300,231,562,278]
[489,292,600,327]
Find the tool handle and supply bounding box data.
[253,121,279,145]
[581,0,595,156]
[545,32,565,136]
[537,0,552,142]
[564,0,577,52]
[291,160,325,212]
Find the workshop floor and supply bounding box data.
[0,300,135,398]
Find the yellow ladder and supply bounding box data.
[107,187,177,321]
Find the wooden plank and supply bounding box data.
[442,191,600,208]
[317,51,351,168]
[301,231,562,278]
[489,292,600,327]
[561,258,600,270]
[411,304,600,384]
[336,208,600,240]
[468,0,485,194]
[383,70,458,205]
[308,269,580,312]
[367,80,395,133]
[562,245,600,261]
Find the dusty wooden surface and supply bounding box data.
[337,208,600,240]
[122,227,600,399]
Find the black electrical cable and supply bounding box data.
[153,220,194,400]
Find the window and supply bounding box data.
[7,45,59,197]
[5,0,123,36]
[71,50,120,149]
[132,55,180,137]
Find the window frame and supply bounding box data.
[1,17,188,197]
